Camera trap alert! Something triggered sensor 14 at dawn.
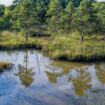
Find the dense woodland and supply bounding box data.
[0,0,105,42]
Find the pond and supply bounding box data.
[0,50,105,105]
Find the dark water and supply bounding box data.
[0,50,105,105]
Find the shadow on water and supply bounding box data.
[0,50,105,105]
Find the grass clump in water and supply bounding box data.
[0,62,13,72]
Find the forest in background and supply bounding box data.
[0,0,105,39]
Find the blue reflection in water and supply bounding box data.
[0,50,105,105]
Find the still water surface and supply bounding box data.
[0,50,105,105]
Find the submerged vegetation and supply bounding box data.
[0,0,105,61]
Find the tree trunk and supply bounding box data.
[26,35,28,42]
[26,50,28,71]
[66,31,69,37]
[80,35,84,45]
[36,33,38,41]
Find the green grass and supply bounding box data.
[44,33,105,61]
[0,31,47,50]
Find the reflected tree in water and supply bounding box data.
[35,51,40,73]
[45,61,64,84]
[51,61,86,75]
[96,63,105,84]
[16,50,35,87]
[46,71,62,84]
[46,61,86,84]
[69,70,91,96]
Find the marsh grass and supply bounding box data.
[0,31,105,62]
[0,31,47,50]
[45,34,105,61]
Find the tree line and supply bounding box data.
[0,0,105,43]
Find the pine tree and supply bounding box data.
[47,0,63,34]
[13,0,38,41]
[96,2,105,35]
[73,0,96,45]
[61,2,74,35]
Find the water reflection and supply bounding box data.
[51,61,86,75]
[49,61,105,96]
[46,71,62,84]
[70,70,91,96]
[46,61,86,84]
[96,63,105,84]
[16,51,35,87]
[16,64,35,87]
[47,61,92,96]
[0,51,105,105]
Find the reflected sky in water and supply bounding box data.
[0,50,105,105]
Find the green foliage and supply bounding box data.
[1,0,105,38]
[73,0,97,44]
[47,0,63,34]
[95,2,105,34]
[67,0,82,7]
[0,5,12,31]
[74,0,95,33]
[13,0,38,36]
[60,2,74,35]
[0,5,5,16]
[0,5,5,31]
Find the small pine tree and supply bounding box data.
[47,0,63,35]
[73,0,96,45]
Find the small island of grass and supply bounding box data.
[0,62,13,72]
